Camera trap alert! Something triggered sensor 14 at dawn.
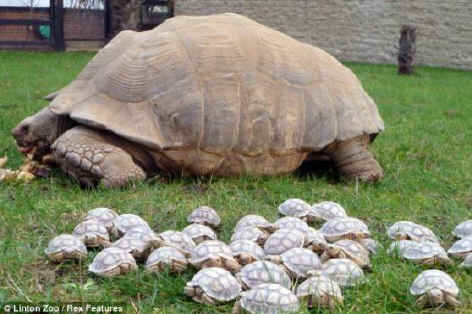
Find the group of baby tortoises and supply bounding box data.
[44,200,470,313]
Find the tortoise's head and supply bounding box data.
[12,107,73,160]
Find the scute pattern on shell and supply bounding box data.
[112,214,151,236]
[182,223,217,243]
[320,217,370,242]
[50,13,384,173]
[88,247,137,276]
[234,215,272,232]
[280,247,321,278]
[410,270,459,296]
[146,246,187,269]
[278,198,312,218]
[311,201,347,221]
[274,217,309,233]
[303,227,328,249]
[158,230,196,255]
[326,239,370,265]
[296,275,342,301]
[72,220,110,247]
[388,240,420,255]
[231,226,266,243]
[110,237,150,260]
[188,267,241,302]
[452,220,472,239]
[264,228,305,255]
[230,240,265,260]
[187,206,221,227]
[190,240,233,265]
[387,221,439,243]
[237,261,291,289]
[402,241,449,262]
[448,237,472,257]
[84,207,118,229]
[44,234,87,261]
[321,258,365,287]
[123,228,160,248]
[240,283,300,314]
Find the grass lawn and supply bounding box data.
[0,51,471,314]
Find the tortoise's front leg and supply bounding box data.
[51,126,146,188]
[326,135,383,183]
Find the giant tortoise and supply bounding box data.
[12,13,384,188]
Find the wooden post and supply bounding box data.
[104,0,112,40]
[53,0,65,51]
[398,25,416,75]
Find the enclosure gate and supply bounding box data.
[0,0,64,50]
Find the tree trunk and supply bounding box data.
[398,25,417,75]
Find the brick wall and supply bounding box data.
[0,7,104,44]
[64,9,104,40]
[0,7,49,42]
[175,0,472,70]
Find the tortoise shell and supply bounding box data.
[239,283,300,314]
[186,267,241,303]
[48,13,383,176]
[410,270,459,296]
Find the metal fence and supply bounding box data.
[0,0,108,50]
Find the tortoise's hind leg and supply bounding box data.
[325,134,383,183]
[51,126,146,188]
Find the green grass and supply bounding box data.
[0,51,471,314]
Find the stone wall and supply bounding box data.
[175,0,472,70]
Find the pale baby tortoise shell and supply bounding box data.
[88,247,138,277]
[189,240,241,272]
[452,220,472,239]
[157,230,196,257]
[184,267,241,304]
[447,237,472,258]
[234,283,300,314]
[410,270,460,308]
[388,240,420,255]
[122,227,161,249]
[110,214,151,237]
[187,206,221,228]
[236,260,291,290]
[44,234,87,262]
[399,241,451,265]
[273,216,309,233]
[311,201,348,222]
[459,253,472,268]
[182,223,217,244]
[264,228,305,256]
[386,221,439,243]
[296,274,343,310]
[319,217,370,242]
[278,198,315,221]
[267,247,322,279]
[321,239,371,269]
[83,207,118,231]
[72,219,110,247]
[319,258,365,287]
[234,214,275,233]
[359,238,382,255]
[303,227,328,253]
[109,237,152,261]
[230,240,266,265]
[231,226,269,246]
[145,246,188,273]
